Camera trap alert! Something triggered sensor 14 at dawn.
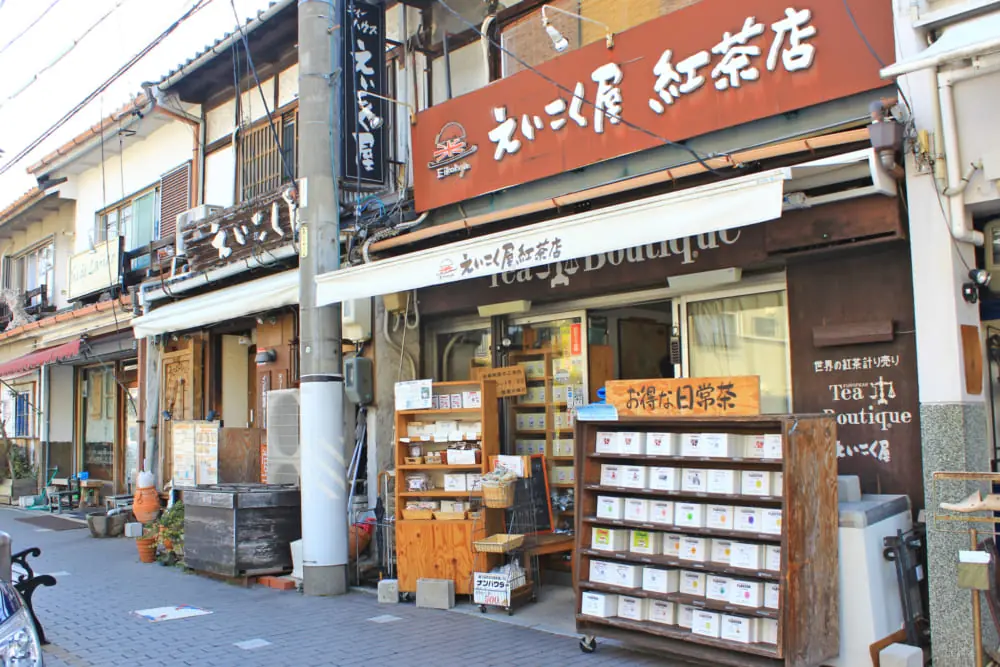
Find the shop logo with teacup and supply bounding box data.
[428,121,477,180]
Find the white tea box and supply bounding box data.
[680,571,706,597]
[449,394,463,410]
[600,464,622,487]
[662,533,683,557]
[461,391,482,408]
[443,474,467,492]
[765,545,782,572]
[762,509,783,535]
[649,467,680,492]
[629,530,662,555]
[706,505,735,530]
[620,432,646,455]
[596,432,621,454]
[692,610,721,638]
[647,433,678,456]
[707,469,738,495]
[553,467,575,484]
[589,560,615,585]
[649,500,674,525]
[617,595,648,621]
[721,615,757,644]
[707,575,733,602]
[597,495,626,520]
[730,542,763,570]
[431,395,440,409]
[744,434,767,459]
[772,471,783,496]
[674,502,705,528]
[741,470,772,496]
[679,536,708,562]
[764,434,783,459]
[581,591,618,618]
[681,469,708,493]
[625,498,651,523]
[730,580,764,608]
[680,433,705,457]
[678,604,696,629]
[735,507,762,533]
[612,563,643,589]
[592,527,628,552]
[439,394,452,410]
[621,466,649,489]
[711,539,733,564]
[764,582,781,609]
[701,433,736,458]
[642,568,680,594]
[649,600,677,625]
[759,618,779,644]
[466,474,482,492]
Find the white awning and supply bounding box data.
[881,11,1000,78]
[315,168,790,306]
[132,269,298,338]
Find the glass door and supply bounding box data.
[81,366,116,481]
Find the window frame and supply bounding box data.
[5,237,55,306]
[237,104,298,203]
[95,185,160,247]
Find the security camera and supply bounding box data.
[969,268,992,287]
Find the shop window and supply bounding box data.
[686,291,790,413]
[81,366,116,481]
[13,391,31,438]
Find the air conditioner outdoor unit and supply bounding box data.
[175,205,224,257]
[266,388,301,485]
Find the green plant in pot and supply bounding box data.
[156,502,184,565]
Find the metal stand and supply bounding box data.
[883,525,928,647]
[11,547,56,645]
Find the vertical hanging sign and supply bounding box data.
[343,0,386,185]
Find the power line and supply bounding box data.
[0,0,64,57]
[0,0,214,177]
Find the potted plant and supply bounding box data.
[136,522,158,563]
[156,502,184,565]
[0,420,36,503]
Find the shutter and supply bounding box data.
[158,161,192,240]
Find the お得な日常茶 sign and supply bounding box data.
[605,377,761,417]
[412,0,893,212]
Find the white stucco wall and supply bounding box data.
[3,200,76,311]
[953,69,1000,211]
[207,98,237,144]
[430,42,488,105]
[204,145,236,208]
[47,364,74,443]
[277,64,299,108]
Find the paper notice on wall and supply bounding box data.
[194,422,219,485]
[172,422,196,488]
[394,379,433,410]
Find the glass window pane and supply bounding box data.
[687,291,790,413]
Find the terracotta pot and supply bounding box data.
[136,537,157,563]
[133,487,161,523]
[348,525,371,560]
[162,538,173,550]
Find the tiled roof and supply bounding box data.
[0,187,46,226]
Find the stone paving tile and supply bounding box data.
[0,508,697,667]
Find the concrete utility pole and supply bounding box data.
[298,0,348,596]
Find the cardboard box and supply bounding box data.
[649,500,674,525]
[735,507,762,533]
[764,582,781,609]
[448,449,478,465]
[730,580,764,608]
[649,467,680,491]
[765,545,782,572]
[680,570,707,597]
[581,591,618,618]
[642,568,680,594]
[600,464,622,487]
[439,394,452,410]
[741,470,772,496]
[681,468,708,493]
[721,615,757,644]
[772,471,783,496]
[620,432,646,455]
[596,432,621,454]
[706,505,735,530]
[462,391,482,408]
[674,502,705,528]
[466,474,482,492]
[647,432,678,456]
[551,384,567,403]
[763,434,783,459]
[662,533,683,557]
[521,360,545,378]
[630,530,662,555]
[678,604,696,629]
[553,439,574,457]
[692,610,721,638]
[590,560,615,585]
[744,434,767,459]
[621,466,649,489]
[625,498,651,522]
[701,433,736,458]
[649,600,676,625]
[443,474,467,492]
[710,539,733,564]
[679,536,708,562]
[592,527,628,552]
[617,595,649,621]
[431,395,441,409]
[707,575,734,602]
[613,563,643,589]
[449,394,463,410]
[553,466,575,484]
[707,469,738,495]
[680,433,705,457]
[762,509,783,535]
[597,495,626,520]
[730,542,763,570]
[759,618,779,644]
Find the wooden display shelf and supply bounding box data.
[397,408,483,415]
[397,464,483,471]
[398,490,484,498]
[574,415,838,667]
[552,482,576,488]
[580,580,780,620]
[551,456,575,461]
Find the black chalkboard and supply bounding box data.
[505,454,554,535]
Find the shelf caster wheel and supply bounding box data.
[479,605,488,614]
[580,636,597,654]
[507,608,513,616]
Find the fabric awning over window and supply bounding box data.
[0,339,81,378]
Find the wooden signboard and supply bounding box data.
[605,376,760,417]
[472,366,527,398]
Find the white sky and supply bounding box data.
[0,0,277,208]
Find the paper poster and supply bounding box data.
[194,422,219,485]
[171,422,196,488]
[394,379,433,410]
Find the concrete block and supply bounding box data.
[378,579,399,603]
[879,643,922,667]
[416,578,455,610]
[837,476,861,503]
[125,523,143,538]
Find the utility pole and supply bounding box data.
[298,0,347,596]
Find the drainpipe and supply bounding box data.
[40,363,49,483]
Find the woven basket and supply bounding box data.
[473,533,525,553]
[401,508,434,520]
[481,481,516,508]
[433,511,467,521]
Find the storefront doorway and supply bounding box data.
[79,365,117,484]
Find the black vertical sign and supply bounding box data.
[343,0,386,186]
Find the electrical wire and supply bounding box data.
[433,0,722,173]
[0,0,213,177]
[841,0,913,117]
[0,0,63,57]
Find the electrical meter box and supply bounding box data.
[344,357,374,405]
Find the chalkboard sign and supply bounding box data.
[505,454,554,535]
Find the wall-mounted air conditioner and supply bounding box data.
[266,388,300,485]
[175,205,224,257]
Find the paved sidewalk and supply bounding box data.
[0,508,690,667]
